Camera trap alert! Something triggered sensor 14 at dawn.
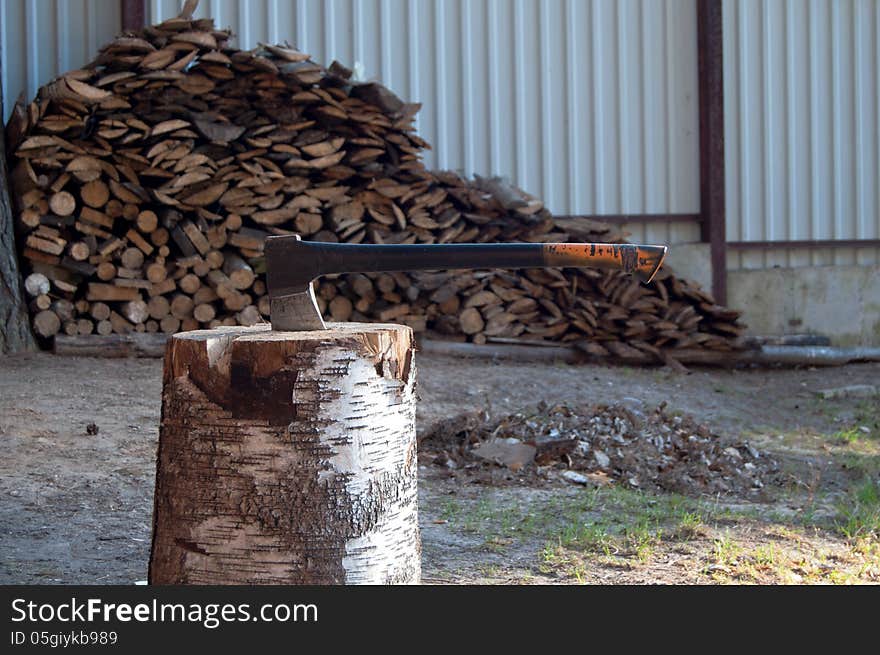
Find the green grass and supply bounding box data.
[675,511,706,539]
[540,544,590,583]
[711,533,742,566]
[836,478,880,538]
[833,426,867,444]
[625,521,663,562]
[431,476,880,583]
[752,543,779,566]
[540,488,751,574]
[441,486,747,547]
[852,400,880,437]
[439,499,462,522]
[829,399,880,443]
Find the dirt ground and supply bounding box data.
[1,350,878,584]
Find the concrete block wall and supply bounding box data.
[665,242,880,346]
[727,265,880,346]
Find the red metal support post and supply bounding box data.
[121,0,146,31]
[697,0,726,304]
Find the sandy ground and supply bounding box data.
[1,350,878,584]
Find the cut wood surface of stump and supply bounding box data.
[149,322,419,585]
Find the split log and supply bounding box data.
[149,322,419,584]
[33,310,61,338]
[329,295,353,321]
[222,253,254,290]
[49,191,76,217]
[235,304,261,326]
[81,180,110,209]
[160,316,181,333]
[121,300,149,324]
[193,302,215,323]
[90,302,111,321]
[136,210,159,233]
[30,294,51,311]
[54,332,168,357]
[121,247,145,270]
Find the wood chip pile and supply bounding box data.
[5,14,744,358]
[421,401,780,496]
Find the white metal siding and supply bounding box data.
[145,0,701,244]
[0,0,121,119]
[724,0,880,270]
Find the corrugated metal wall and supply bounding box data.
[143,0,702,245]
[0,0,121,117]
[724,0,880,270]
[5,1,880,265]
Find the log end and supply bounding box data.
[165,321,416,394]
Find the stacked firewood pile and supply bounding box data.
[6,13,743,356]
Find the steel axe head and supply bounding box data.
[265,235,327,331]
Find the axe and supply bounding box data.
[265,235,668,331]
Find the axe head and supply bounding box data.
[265,235,326,331]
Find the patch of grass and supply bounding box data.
[852,400,880,438]
[439,499,462,522]
[829,400,880,444]
[540,543,591,583]
[701,532,880,584]
[837,452,880,476]
[711,533,742,566]
[461,497,496,533]
[599,485,707,523]
[835,478,880,539]
[432,482,880,583]
[625,521,662,563]
[675,511,706,539]
[557,523,615,554]
[833,426,866,444]
[437,492,590,543]
[849,537,880,580]
[540,489,750,577]
[481,536,512,553]
[752,543,779,566]
[479,564,502,577]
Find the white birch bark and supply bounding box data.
[149,322,419,584]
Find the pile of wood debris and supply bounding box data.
[6,12,744,358]
[421,401,780,497]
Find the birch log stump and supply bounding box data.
[148,322,420,584]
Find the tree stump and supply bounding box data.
[148,322,420,584]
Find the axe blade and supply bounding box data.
[269,284,326,332]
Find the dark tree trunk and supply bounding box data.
[0,45,36,354]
